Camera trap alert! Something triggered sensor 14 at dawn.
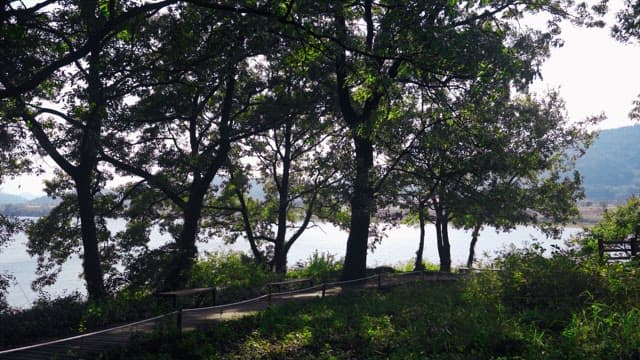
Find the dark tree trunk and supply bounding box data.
[440,215,451,272]
[434,201,451,272]
[166,195,203,290]
[341,136,374,280]
[75,175,106,300]
[274,122,292,274]
[71,37,107,301]
[235,185,265,265]
[414,201,426,271]
[162,75,235,289]
[466,223,482,268]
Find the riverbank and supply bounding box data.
[0,223,580,309]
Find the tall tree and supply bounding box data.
[398,89,593,272]
[308,0,580,279]
[101,6,278,289]
[218,83,342,273]
[5,0,160,300]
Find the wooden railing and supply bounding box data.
[598,226,640,262]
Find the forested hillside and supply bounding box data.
[576,125,640,201]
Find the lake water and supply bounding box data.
[0,220,581,309]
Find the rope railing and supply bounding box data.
[0,311,177,355]
[0,269,464,355]
[182,294,269,313]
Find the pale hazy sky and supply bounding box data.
[2,8,639,196]
[530,17,640,130]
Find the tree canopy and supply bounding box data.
[0,0,600,297]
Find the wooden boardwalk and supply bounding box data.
[0,272,459,359]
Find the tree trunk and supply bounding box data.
[274,122,292,274]
[165,188,205,290]
[341,136,374,280]
[75,175,106,301]
[434,201,451,272]
[440,215,451,272]
[74,35,107,300]
[466,223,482,268]
[414,201,426,271]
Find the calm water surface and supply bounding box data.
[0,219,581,308]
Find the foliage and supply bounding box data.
[0,289,169,350]
[578,195,640,257]
[393,259,439,273]
[103,242,640,359]
[0,292,85,350]
[494,244,606,330]
[78,289,169,332]
[288,251,343,283]
[187,251,279,303]
[591,195,640,241]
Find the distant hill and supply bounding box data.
[575,125,640,202]
[0,194,59,216]
[0,193,27,205]
[26,195,60,206]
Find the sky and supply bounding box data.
[2,7,640,197]
[529,16,640,130]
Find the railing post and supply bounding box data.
[377,273,381,289]
[268,286,272,305]
[211,287,216,306]
[322,283,326,299]
[598,236,604,262]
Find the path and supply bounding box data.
[0,271,460,359]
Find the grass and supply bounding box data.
[103,247,640,359]
[5,248,640,359]
[105,280,539,359]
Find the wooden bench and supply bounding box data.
[157,287,217,309]
[267,278,314,293]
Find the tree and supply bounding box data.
[100,6,280,289]
[0,100,32,310]
[580,195,640,259]
[286,0,587,280]
[0,0,173,100]
[218,82,342,273]
[389,82,593,272]
[2,0,181,300]
[6,2,114,300]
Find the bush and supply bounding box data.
[288,251,342,282]
[560,304,640,359]
[494,244,605,330]
[0,292,85,349]
[79,289,169,331]
[187,251,279,303]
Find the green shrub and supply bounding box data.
[560,304,640,359]
[0,292,85,349]
[288,251,342,282]
[392,258,439,272]
[79,289,168,331]
[188,251,278,303]
[494,243,609,332]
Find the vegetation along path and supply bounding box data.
[0,271,460,359]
